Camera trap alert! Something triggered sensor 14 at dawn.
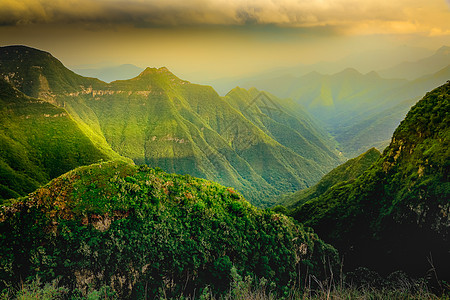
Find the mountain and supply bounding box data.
[241,66,450,156]
[334,65,450,155]
[0,78,124,201]
[379,46,450,80]
[204,45,433,95]
[291,82,450,279]
[63,68,342,206]
[0,160,337,298]
[223,87,341,170]
[0,45,121,160]
[0,45,105,99]
[0,45,343,206]
[280,148,380,208]
[72,64,144,83]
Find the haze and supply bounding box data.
[1,0,449,82]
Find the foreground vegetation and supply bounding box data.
[0,161,338,299]
[2,269,447,299]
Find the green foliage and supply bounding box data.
[281,147,380,208]
[0,78,119,202]
[0,276,118,300]
[4,277,68,300]
[291,82,450,280]
[0,161,338,299]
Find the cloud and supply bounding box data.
[0,0,448,36]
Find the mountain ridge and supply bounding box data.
[0,45,343,206]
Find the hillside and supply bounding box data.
[291,82,450,279]
[0,160,337,299]
[242,66,450,156]
[281,148,380,208]
[223,87,340,168]
[0,78,122,201]
[0,46,343,206]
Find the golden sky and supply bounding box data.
[0,0,449,80]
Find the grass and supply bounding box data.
[2,271,447,300]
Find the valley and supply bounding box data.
[0,44,448,299]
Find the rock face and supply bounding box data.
[292,82,450,279]
[0,160,337,298]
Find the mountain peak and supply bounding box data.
[436,45,450,56]
[335,68,362,77]
[137,67,181,80]
[140,66,171,76]
[0,45,53,61]
[365,70,381,78]
[134,67,190,85]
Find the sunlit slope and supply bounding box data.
[0,45,126,160]
[224,87,341,167]
[0,78,119,201]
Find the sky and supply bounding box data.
[0,0,449,81]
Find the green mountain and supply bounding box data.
[0,78,124,201]
[0,160,337,298]
[291,82,450,278]
[0,45,105,99]
[281,148,380,208]
[0,45,122,160]
[241,66,450,156]
[0,46,343,206]
[223,87,341,168]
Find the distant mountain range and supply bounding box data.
[0,46,343,206]
[379,46,450,79]
[202,46,449,157]
[205,45,440,95]
[239,62,450,156]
